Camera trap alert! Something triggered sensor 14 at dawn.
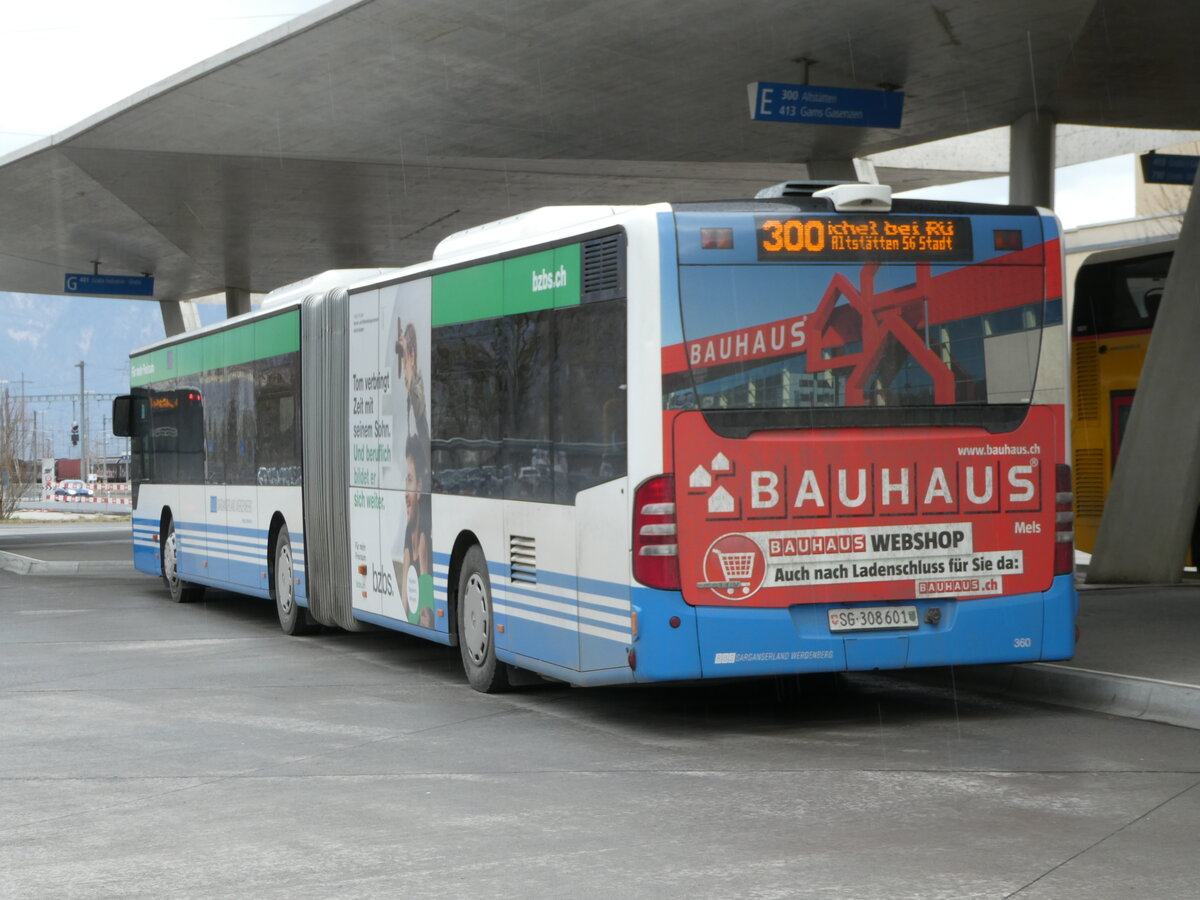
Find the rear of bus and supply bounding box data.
[630,185,1076,681]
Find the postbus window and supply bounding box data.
[1073,252,1170,337]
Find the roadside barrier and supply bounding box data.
[45,481,132,505]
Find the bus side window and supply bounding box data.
[431,300,627,504]
[255,352,301,485]
[430,319,506,498]
[553,300,627,502]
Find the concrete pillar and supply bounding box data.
[225,287,251,318]
[1087,169,1200,584]
[1009,111,1056,208]
[158,300,201,337]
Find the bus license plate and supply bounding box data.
[828,606,919,633]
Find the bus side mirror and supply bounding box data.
[112,395,134,437]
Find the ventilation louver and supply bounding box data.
[581,233,626,304]
[510,535,537,585]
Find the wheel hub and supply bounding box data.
[463,572,489,665]
[277,545,294,614]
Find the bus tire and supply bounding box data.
[457,545,509,693]
[273,524,317,635]
[162,519,204,604]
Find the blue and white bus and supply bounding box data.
[114,182,1077,691]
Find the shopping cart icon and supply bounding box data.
[715,550,756,595]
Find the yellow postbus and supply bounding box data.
[1070,242,1173,553]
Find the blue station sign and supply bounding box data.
[1140,152,1200,186]
[64,273,155,297]
[748,82,904,129]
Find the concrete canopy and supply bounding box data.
[1,0,1198,304]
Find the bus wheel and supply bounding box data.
[274,525,317,635]
[162,521,204,604]
[457,545,509,693]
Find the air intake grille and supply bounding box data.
[581,233,626,303]
[510,535,537,584]
[1073,448,1106,517]
[1073,341,1099,420]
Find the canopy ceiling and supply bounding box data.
[1,0,1196,302]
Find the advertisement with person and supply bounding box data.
[348,279,434,629]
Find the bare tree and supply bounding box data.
[0,390,35,520]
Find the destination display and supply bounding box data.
[756,216,973,261]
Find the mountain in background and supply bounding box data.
[0,291,221,462]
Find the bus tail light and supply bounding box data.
[633,474,680,590]
[1055,464,1074,576]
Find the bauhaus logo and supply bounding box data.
[689,453,1040,520]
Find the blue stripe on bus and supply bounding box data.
[353,609,454,646]
[133,542,160,578]
[625,575,1079,684]
[502,581,630,614]
[172,520,306,547]
[432,559,632,667]
[481,558,629,600]
[151,520,308,600]
[493,603,582,666]
[173,535,305,576]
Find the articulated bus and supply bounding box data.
[1069,241,1173,554]
[114,182,1077,691]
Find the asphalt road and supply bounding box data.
[2,526,1199,899]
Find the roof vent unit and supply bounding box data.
[433,206,629,260]
[755,180,850,198]
[813,183,893,212]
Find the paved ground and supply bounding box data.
[936,574,1200,732]
[2,524,1200,898]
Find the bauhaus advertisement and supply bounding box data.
[674,407,1058,607]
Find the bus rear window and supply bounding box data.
[1072,251,1170,338]
[666,260,1055,415]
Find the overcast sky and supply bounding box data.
[0,1,1135,225]
[0,1,329,155]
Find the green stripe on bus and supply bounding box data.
[432,244,581,326]
[129,310,299,386]
[432,263,502,326]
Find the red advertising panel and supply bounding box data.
[672,408,1058,607]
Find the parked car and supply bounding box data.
[54,480,93,498]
